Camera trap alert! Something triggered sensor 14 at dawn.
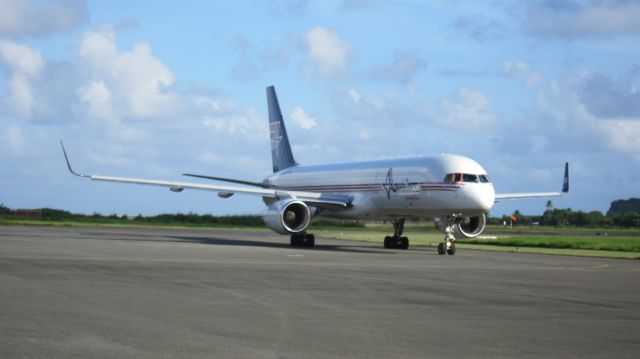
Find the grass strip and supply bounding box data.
[453,244,640,259]
[316,230,640,258]
[462,236,640,252]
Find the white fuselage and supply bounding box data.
[265,154,495,220]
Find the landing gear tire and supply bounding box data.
[383,217,409,250]
[383,235,409,249]
[290,233,315,248]
[437,243,446,255]
[400,236,409,250]
[304,234,315,247]
[447,243,456,255]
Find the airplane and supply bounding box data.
[61,85,569,255]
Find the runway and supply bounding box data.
[1,226,638,358]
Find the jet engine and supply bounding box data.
[262,199,311,234]
[435,214,486,238]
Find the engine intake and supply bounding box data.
[262,199,311,234]
[454,214,486,238]
[435,214,486,238]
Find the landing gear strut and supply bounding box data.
[437,216,457,255]
[383,217,409,250]
[290,232,315,247]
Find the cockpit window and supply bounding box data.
[443,173,462,183]
[444,173,490,183]
[462,174,478,183]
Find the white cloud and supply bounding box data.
[194,96,236,113]
[578,72,640,119]
[229,36,259,82]
[0,39,44,117]
[438,87,497,130]
[301,26,352,76]
[0,0,88,37]
[0,39,44,76]
[348,89,360,104]
[289,106,317,129]
[599,120,640,162]
[341,0,377,11]
[197,151,222,164]
[369,49,426,83]
[76,27,184,120]
[523,0,640,39]
[503,60,542,87]
[201,107,265,142]
[0,28,185,123]
[0,125,26,157]
[453,14,504,43]
[76,80,116,124]
[4,75,35,118]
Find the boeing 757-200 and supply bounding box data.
[62,86,568,255]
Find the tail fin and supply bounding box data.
[267,86,298,173]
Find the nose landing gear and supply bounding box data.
[437,217,457,255]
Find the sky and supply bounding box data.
[1,0,639,217]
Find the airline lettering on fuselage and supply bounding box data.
[270,122,282,150]
[382,168,420,200]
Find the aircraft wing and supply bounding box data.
[494,162,569,201]
[61,142,352,209]
[494,192,565,200]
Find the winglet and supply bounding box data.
[60,141,89,178]
[562,162,569,193]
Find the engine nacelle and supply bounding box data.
[435,214,486,238]
[262,199,311,234]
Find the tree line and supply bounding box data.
[488,208,640,228]
[2,204,639,228]
[0,204,363,228]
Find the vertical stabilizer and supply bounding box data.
[267,86,298,173]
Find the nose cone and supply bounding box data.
[469,184,495,213]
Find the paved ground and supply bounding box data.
[0,226,638,358]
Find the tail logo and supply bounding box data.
[270,122,282,150]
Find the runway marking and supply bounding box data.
[534,263,611,271]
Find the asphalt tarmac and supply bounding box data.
[1,226,638,358]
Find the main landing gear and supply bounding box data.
[437,217,457,256]
[290,232,315,247]
[383,217,409,250]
